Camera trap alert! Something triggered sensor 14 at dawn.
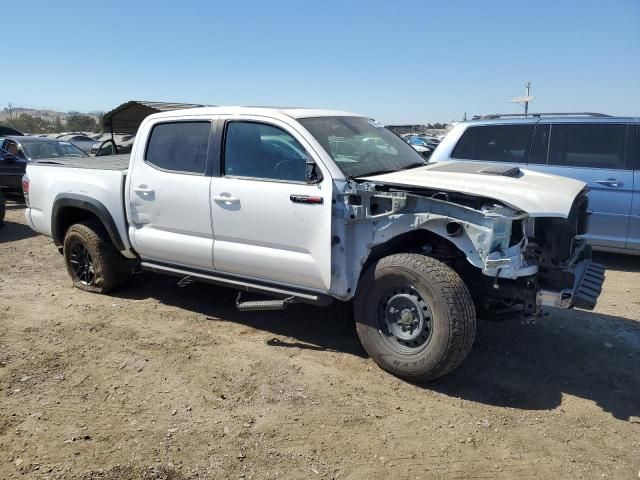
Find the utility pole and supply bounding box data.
[8,103,13,126]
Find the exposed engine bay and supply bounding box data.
[330,180,603,317]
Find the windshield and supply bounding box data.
[299,116,427,178]
[21,140,88,159]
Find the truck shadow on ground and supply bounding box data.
[593,252,640,273]
[117,274,365,357]
[0,221,38,243]
[116,273,640,422]
[430,308,640,422]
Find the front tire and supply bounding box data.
[354,253,476,382]
[63,220,126,294]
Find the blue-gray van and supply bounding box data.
[430,114,639,254]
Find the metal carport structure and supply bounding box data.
[102,100,211,135]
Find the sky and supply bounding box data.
[3,0,639,124]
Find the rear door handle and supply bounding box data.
[595,179,623,187]
[134,185,154,194]
[213,194,240,204]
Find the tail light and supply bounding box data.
[22,173,30,207]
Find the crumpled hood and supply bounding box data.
[359,161,586,218]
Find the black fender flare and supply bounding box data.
[52,193,125,251]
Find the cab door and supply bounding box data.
[210,117,332,291]
[127,118,216,269]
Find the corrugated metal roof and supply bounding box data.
[125,101,209,112]
[102,100,213,134]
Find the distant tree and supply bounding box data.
[10,113,51,134]
[53,116,64,133]
[95,113,105,133]
[66,114,98,132]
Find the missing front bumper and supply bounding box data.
[537,260,605,311]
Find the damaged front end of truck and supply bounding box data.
[331,179,604,318]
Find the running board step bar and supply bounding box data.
[235,292,295,311]
[140,261,330,307]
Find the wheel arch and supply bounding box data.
[364,229,448,270]
[52,194,125,252]
[360,224,482,275]
[344,222,486,302]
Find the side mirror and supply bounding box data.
[4,153,17,163]
[305,160,323,184]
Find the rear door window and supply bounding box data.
[451,124,535,163]
[548,124,627,169]
[145,121,211,174]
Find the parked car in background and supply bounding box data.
[0,126,23,137]
[430,113,640,254]
[408,135,439,149]
[90,134,135,155]
[0,136,88,191]
[405,137,433,158]
[57,134,97,154]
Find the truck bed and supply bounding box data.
[33,154,130,171]
[25,155,133,256]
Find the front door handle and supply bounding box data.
[213,194,240,204]
[290,194,324,204]
[596,179,623,187]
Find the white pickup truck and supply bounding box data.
[23,107,604,381]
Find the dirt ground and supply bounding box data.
[1,196,639,479]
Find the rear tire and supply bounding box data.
[354,253,476,382]
[63,220,126,294]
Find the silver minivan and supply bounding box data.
[431,114,639,254]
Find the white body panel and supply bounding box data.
[210,114,333,291]
[211,176,332,290]
[23,164,134,256]
[361,162,586,218]
[125,114,216,269]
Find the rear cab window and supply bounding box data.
[451,124,535,163]
[145,121,211,174]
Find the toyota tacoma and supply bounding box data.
[23,107,604,381]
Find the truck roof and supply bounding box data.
[146,106,367,120]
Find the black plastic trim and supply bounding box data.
[52,194,125,251]
[141,259,333,306]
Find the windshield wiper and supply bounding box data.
[355,169,395,178]
[400,161,428,171]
